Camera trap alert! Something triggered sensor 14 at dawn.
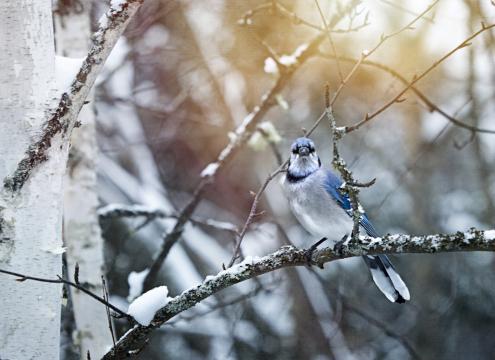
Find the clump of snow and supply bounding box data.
[55,56,84,92]
[203,256,262,284]
[264,57,278,74]
[111,0,127,11]
[248,121,282,151]
[279,44,309,66]
[201,162,219,177]
[275,94,289,110]
[127,268,150,301]
[42,246,67,255]
[202,219,238,232]
[99,14,109,29]
[127,286,170,326]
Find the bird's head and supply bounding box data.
[287,137,321,181]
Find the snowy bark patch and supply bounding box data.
[127,286,171,326]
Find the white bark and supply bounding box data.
[0,1,143,358]
[0,1,63,359]
[55,2,111,358]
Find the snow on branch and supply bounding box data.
[102,228,495,359]
[98,204,171,220]
[3,0,144,192]
[140,0,362,294]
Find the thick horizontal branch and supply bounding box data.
[102,227,495,359]
[3,0,144,192]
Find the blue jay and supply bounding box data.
[282,137,410,303]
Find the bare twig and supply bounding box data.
[228,165,286,267]
[315,52,495,134]
[345,23,495,133]
[102,227,495,359]
[380,0,435,23]
[102,276,117,348]
[239,1,369,34]
[167,283,269,325]
[315,0,343,81]
[343,301,422,360]
[311,271,422,360]
[0,269,131,320]
[307,0,439,135]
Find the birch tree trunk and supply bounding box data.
[55,2,112,358]
[0,1,63,359]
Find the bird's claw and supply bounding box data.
[304,237,327,268]
[333,234,349,257]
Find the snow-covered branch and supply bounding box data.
[103,227,495,359]
[3,0,144,192]
[98,203,172,220]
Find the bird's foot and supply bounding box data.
[304,237,327,268]
[333,234,349,257]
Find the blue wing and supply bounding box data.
[323,170,379,237]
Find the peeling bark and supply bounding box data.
[3,0,144,193]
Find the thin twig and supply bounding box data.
[239,1,369,34]
[102,276,117,349]
[228,165,287,267]
[0,268,131,320]
[307,0,439,135]
[345,23,495,133]
[315,0,343,81]
[380,0,435,23]
[344,302,422,359]
[315,52,495,134]
[167,283,269,325]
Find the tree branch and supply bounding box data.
[0,269,131,321]
[306,0,439,136]
[97,204,172,220]
[227,165,286,267]
[345,23,495,133]
[315,52,495,134]
[140,0,361,292]
[102,227,495,359]
[3,0,144,192]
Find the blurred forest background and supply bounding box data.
[61,0,495,359]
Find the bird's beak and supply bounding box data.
[299,147,309,156]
